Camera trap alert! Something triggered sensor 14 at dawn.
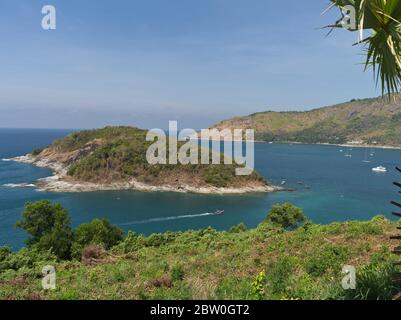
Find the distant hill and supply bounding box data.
[212,96,401,146]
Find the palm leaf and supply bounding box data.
[328,0,401,95]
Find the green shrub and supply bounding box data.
[205,170,231,187]
[0,247,57,276]
[0,247,11,262]
[114,231,142,253]
[72,219,124,258]
[345,220,384,239]
[268,256,297,296]
[229,223,247,233]
[144,232,178,248]
[171,265,185,282]
[304,245,349,277]
[16,200,73,260]
[265,203,306,229]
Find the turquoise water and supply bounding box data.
[0,128,400,250]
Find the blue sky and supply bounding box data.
[0,0,379,129]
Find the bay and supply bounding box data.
[0,128,399,250]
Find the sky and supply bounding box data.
[0,0,380,129]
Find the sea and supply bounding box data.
[0,128,400,250]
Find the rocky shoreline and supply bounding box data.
[191,136,401,150]
[9,154,278,195]
[314,142,401,150]
[258,141,401,150]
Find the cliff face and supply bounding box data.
[36,139,104,167]
[14,126,274,194]
[212,95,401,146]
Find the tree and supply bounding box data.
[327,0,401,95]
[16,200,73,260]
[72,219,124,257]
[265,203,306,229]
[0,246,11,262]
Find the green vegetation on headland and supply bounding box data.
[31,126,267,190]
[1,200,400,300]
[212,95,401,146]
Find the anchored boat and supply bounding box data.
[372,166,387,173]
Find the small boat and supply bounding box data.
[370,148,375,157]
[214,210,224,215]
[281,180,287,185]
[372,166,387,173]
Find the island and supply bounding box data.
[13,126,275,194]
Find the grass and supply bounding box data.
[1,216,400,300]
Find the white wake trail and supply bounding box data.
[2,183,36,188]
[120,212,219,226]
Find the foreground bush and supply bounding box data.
[72,219,124,258]
[265,203,306,229]
[16,200,73,260]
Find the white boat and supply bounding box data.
[372,166,387,173]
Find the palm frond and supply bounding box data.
[328,0,401,95]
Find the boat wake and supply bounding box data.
[119,211,222,226]
[2,183,36,188]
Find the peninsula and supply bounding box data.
[211,95,401,148]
